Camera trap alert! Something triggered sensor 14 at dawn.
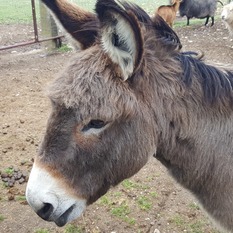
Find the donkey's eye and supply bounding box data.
[82,120,107,132]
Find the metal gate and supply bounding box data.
[0,0,62,51]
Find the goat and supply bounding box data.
[156,0,182,27]
[221,2,233,36]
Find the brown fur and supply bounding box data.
[156,0,182,27]
[29,0,233,231]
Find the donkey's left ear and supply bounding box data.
[95,0,143,81]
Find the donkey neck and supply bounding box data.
[141,59,233,192]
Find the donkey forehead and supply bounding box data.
[47,48,137,120]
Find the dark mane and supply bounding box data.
[177,54,233,105]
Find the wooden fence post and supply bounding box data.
[39,1,61,52]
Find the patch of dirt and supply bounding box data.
[0,19,232,233]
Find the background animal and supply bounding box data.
[26,0,233,232]
[156,0,182,27]
[179,0,223,26]
[221,1,233,35]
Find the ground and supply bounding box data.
[0,18,233,233]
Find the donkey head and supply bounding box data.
[26,0,180,227]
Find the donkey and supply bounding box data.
[26,0,233,231]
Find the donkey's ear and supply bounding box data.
[152,14,182,50]
[41,0,99,49]
[95,0,143,81]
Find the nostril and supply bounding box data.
[37,203,54,221]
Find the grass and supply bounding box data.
[64,224,84,233]
[174,14,224,28]
[98,195,112,206]
[150,191,159,198]
[34,229,50,233]
[121,179,149,190]
[0,0,37,24]
[2,182,8,189]
[122,179,140,189]
[97,183,159,225]
[4,167,14,175]
[15,195,27,202]
[188,220,205,233]
[137,195,152,211]
[97,179,157,225]
[71,0,165,14]
[57,44,73,53]
[111,202,135,225]
[169,214,218,233]
[98,191,136,225]
[174,17,209,28]
[170,214,186,227]
[0,214,5,222]
[0,0,229,24]
[189,202,200,210]
[0,0,165,24]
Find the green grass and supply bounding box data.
[0,214,5,222]
[122,179,140,189]
[71,0,166,14]
[189,202,200,210]
[4,167,14,175]
[188,220,205,233]
[137,195,152,211]
[0,0,166,24]
[170,214,186,227]
[34,229,50,233]
[150,191,159,198]
[98,193,135,225]
[121,179,149,190]
[111,202,135,225]
[169,214,215,233]
[174,14,224,28]
[0,0,37,23]
[0,0,229,24]
[98,195,112,206]
[64,224,84,233]
[57,44,73,53]
[15,195,27,202]
[174,18,208,28]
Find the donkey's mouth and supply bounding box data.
[54,205,75,227]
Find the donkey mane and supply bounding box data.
[177,54,233,105]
